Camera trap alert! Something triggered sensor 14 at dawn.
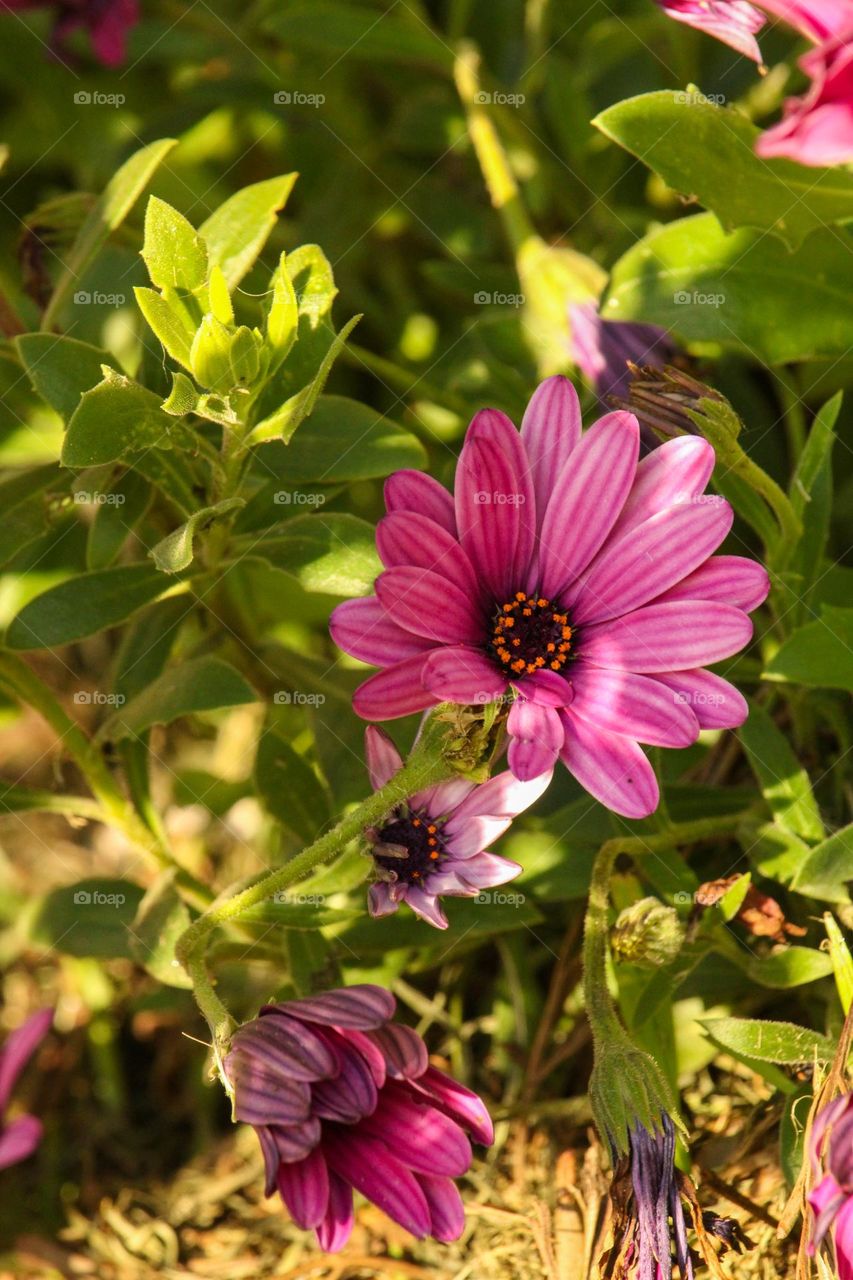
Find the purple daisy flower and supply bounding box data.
[808,1092,853,1278]
[0,1008,52,1170]
[330,377,768,819]
[364,725,550,929]
[653,0,766,61]
[224,985,494,1252]
[569,301,674,411]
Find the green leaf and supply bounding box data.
[824,913,853,1012]
[43,138,177,327]
[286,243,338,327]
[253,513,381,596]
[792,824,853,904]
[594,91,853,252]
[113,596,188,703]
[15,334,120,421]
[62,371,189,468]
[101,656,258,740]
[149,497,244,573]
[739,702,824,842]
[746,947,833,989]
[134,287,195,369]
[6,565,171,649]
[258,394,426,479]
[161,371,199,416]
[142,196,209,293]
[199,174,297,288]
[264,3,452,68]
[251,316,362,444]
[254,727,330,842]
[604,213,853,364]
[29,878,145,959]
[0,464,67,569]
[85,470,151,570]
[701,1016,834,1064]
[791,393,842,518]
[764,607,853,693]
[266,252,298,365]
[128,872,192,988]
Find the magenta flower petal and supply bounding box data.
[464,407,537,584]
[559,712,659,819]
[330,597,434,665]
[654,668,748,729]
[228,1060,313,1127]
[581,601,753,673]
[369,1023,430,1079]
[568,664,700,747]
[447,767,553,825]
[364,1082,473,1177]
[0,1115,42,1170]
[273,986,396,1030]
[415,1065,495,1145]
[276,1146,331,1230]
[417,1173,467,1242]
[835,1199,853,1279]
[658,554,770,612]
[377,512,482,599]
[569,301,674,410]
[261,1120,323,1167]
[312,1037,380,1123]
[611,436,715,539]
[316,1171,355,1252]
[654,0,765,61]
[385,469,457,535]
[570,496,733,625]
[756,37,853,166]
[414,775,478,818]
[512,668,573,706]
[353,655,436,720]
[231,1016,338,1081]
[506,700,564,780]
[323,1130,432,1238]
[538,411,639,600]
[760,0,851,43]
[404,886,449,928]
[452,851,522,888]
[364,726,403,791]
[376,567,481,645]
[88,0,137,65]
[521,375,582,528]
[0,1009,52,1112]
[421,645,508,704]
[455,429,528,599]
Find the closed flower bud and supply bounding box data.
[611,896,685,968]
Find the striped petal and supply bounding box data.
[376,567,482,644]
[364,726,403,791]
[653,668,749,729]
[272,985,396,1030]
[559,712,658,819]
[315,1171,354,1253]
[377,511,481,598]
[455,423,531,599]
[521,375,582,529]
[368,1022,430,1080]
[568,663,700,747]
[656,555,770,612]
[506,700,564,781]
[580,601,753,673]
[364,1082,472,1177]
[421,645,507,704]
[610,436,715,539]
[353,654,437,720]
[414,1065,495,1145]
[330,596,434,665]
[385,469,456,535]
[323,1131,432,1239]
[418,1173,467,1242]
[276,1145,330,1230]
[465,407,536,585]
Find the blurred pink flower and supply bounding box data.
[808,1092,853,1278]
[0,0,138,67]
[653,0,766,60]
[759,0,852,42]
[0,1009,52,1170]
[756,30,853,165]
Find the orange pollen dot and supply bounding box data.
[412,818,421,826]
[550,660,561,670]
[430,851,439,860]
[427,825,437,833]
[515,591,526,601]
[537,598,549,608]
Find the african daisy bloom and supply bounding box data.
[0,1008,52,1170]
[808,1092,853,1278]
[364,725,549,929]
[653,0,766,61]
[756,30,853,166]
[224,985,493,1252]
[330,377,768,819]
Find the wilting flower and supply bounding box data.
[0,0,139,66]
[756,31,853,166]
[607,1114,695,1279]
[331,377,768,818]
[224,985,493,1252]
[364,725,548,929]
[0,1008,52,1170]
[808,1092,853,1278]
[653,0,766,61]
[569,302,674,412]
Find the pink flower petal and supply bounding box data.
[365,726,403,791]
[272,985,396,1030]
[760,0,850,43]
[368,882,399,918]
[451,851,522,888]
[610,436,715,540]
[506,700,564,781]
[455,425,530,600]
[353,655,437,721]
[404,886,450,929]
[559,712,659,818]
[376,567,482,645]
[655,0,765,61]
[569,663,700,747]
[520,376,582,530]
[570,497,733,625]
[653,669,748,729]
[385,469,456,535]
[364,1082,472,1177]
[656,554,770,612]
[323,1130,432,1239]
[417,1173,466,1242]
[446,767,553,824]
[276,1146,330,1230]
[465,407,536,585]
[315,1171,354,1252]
[538,411,639,600]
[330,597,434,665]
[414,1065,495,1145]
[368,1023,429,1080]
[511,668,574,706]
[580,601,753,673]
[421,646,508,704]
[377,511,482,599]
[0,1115,42,1170]
[0,1008,52,1112]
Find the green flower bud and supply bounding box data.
[589,1038,684,1156]
[611,896,685,969]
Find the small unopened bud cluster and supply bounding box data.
[611,897,685,969]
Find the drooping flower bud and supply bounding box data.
[612,896,685,968]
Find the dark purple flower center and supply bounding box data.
[488,591,573,677]
[373,812,447,885]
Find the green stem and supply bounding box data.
[176,714,459,1039]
